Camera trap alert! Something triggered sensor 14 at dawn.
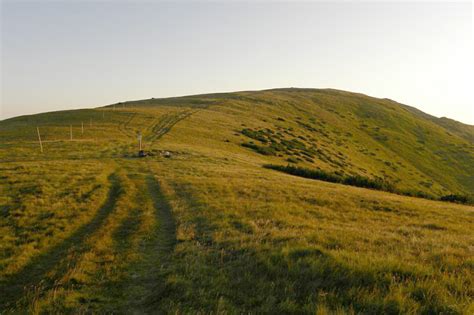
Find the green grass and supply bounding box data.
[0,88,473,313]
[147,157,473,314]
[264,164,472,204]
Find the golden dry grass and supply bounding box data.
[1,89,473,313]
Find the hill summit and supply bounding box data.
[108,87,473,196]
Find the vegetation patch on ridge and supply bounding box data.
[264,164,394,192]
[264,164,473,205]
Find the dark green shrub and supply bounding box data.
[264,164,342,183]
[241,143,275,156]
[400,190,435,200]
[343,175,394,192]
[286,157,299,164]
[264,165,395,194]
[241,128,268,143]
[440,194,470,204]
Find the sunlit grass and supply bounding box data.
[0,160,112,278]
[151,156,473,313]
[0,88,473,313]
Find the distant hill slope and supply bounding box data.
[2,88,473,196]
[116,87,473,196]
[401,104,474,143]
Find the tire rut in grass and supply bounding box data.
[146,109,197,145]
[123,174,177,312]
[77,207,144,312]
[147,175,176,255]
[0,173,122,311]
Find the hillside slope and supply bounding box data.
[117,88,473,196]
[1,88,473,313]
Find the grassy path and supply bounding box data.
[0,173,121,311]
[146,110,197,145]
[114,172,177,313]
[0,108,190,312]
[145,174,177,258]
[0,167,179,312]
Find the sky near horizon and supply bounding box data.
[1,1,473,124]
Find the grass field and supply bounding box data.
[1,88,473,313]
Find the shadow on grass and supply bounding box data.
[150,183,457,314]
[0,173,121,311]
[136,175,177,309]
[75,207,144,312]
[107,174,177,313]
[146,175,177,254]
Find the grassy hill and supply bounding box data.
[0,88,473,313]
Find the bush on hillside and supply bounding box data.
[440,194,470,204]
[241,128,268,143]
[398,189,435,200]
[342,175,394,192]
[263,164,393,191]
[242,143,276,156]
[264,164,473,204]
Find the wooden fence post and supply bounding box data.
[37,127,43,153]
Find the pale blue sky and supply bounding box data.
[1,1,473,124]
